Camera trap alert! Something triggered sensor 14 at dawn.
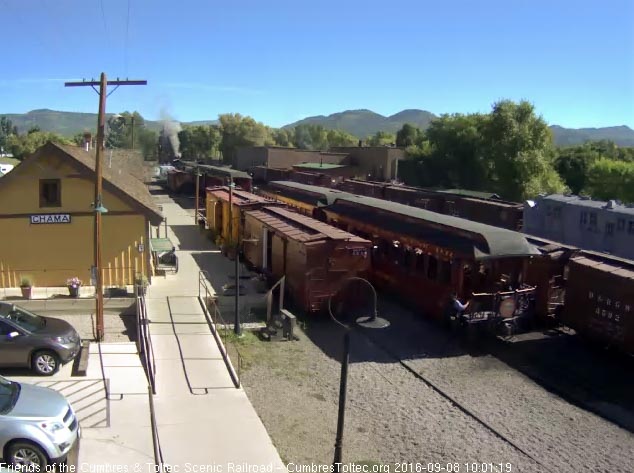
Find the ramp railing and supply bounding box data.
[198,270,242,388]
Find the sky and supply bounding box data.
[1,0,633,129]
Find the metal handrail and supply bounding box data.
[136,291,157,394]
[198,270,243,387]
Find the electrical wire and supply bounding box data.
[99,0,108,38]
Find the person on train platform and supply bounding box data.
[444,291,471,328]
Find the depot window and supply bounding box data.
[39,179,61,207]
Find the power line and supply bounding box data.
[99,0,108,38]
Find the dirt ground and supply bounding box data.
[52,312,137,343]
[233,300,634,472]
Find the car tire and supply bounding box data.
[32,350,60,376]
[6,441,49,470]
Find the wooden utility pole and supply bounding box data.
[65,74,147,341]
[194,166,200,225]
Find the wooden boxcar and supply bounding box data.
[315,193,540,320]
[257,181,347,216]
[242,205,372,313]
[205,186,282,245]
[167,169,194,194]
[339,179,524,230]
[562,255,634,354]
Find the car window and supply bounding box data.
[6,308,43,332]
[0,377,20,414]
[0,303,11,317]
[0,320,13,336]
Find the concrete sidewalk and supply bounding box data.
[145,199,286,470]
[5,341,155,468]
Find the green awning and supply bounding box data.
[150,238,174,252]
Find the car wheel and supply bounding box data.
[6,441,49,470]
[32,350,59,376]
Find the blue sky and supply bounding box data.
[1,0,633,129]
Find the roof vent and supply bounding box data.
[579,195,591,200]
[605,200,618,209]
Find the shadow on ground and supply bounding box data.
[485,329,634,432]
[171,225,215,251]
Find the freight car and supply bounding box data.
[338,179,524,230]
[242,205,372,313]
[257,181,346,215]
[167,163,252,195]
[561,255,634,355]
[205,186,282,247]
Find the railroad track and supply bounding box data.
[354,328,552,472]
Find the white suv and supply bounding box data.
[0,376,80,469]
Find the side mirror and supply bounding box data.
[7,331,20,339]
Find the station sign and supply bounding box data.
[30,213,72,224]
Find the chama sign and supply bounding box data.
[30,214,72,224]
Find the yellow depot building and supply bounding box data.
[0,141,163,288]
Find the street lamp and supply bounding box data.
[328,277,389,468]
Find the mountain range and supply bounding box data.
[3,108,634,147]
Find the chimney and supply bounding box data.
[83,132,92,151]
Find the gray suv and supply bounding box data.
[0,375,80,469]
[0,303,81,376]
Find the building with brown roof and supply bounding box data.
[0,142,162,288]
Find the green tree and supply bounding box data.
[7,131,72,160]
[585,158,634,203]
[553,146,601,194]
[366,131,396,146]
[479,100,566,200]
[423,113,487,190]
[0,116,18,153]
[106,111,145,149]
[396,123,422,147]
[325,129,357,148]
[219,114,273,164]
[137,128,159,161]
[271,128,293,147]
[178,125,221,160]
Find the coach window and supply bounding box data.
[39,179,61,207]
[606,222,614,236]
[629,221,634,235]
[617,218,625,231]
[415,251,427,274]
[427,256,438,280]
[402,247,414,272]
[438,260,452,284]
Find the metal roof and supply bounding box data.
[537,194,634,215]
[435,189,501,199]
[570,256,634,279]
[293,163,347,170]
[270,181,538,259]
[180,162,251,179]
[246,206,368,243]
[207,187,272,206]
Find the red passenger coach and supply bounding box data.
[316,194,540,321]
